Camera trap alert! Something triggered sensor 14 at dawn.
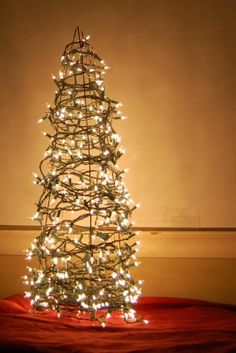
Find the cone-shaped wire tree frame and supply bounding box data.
[24,27,142,325]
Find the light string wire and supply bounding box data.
[24,27,144,325]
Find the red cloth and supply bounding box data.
[0,294,236,352]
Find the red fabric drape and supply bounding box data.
[0,294,236,352]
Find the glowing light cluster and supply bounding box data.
[24,26,143,325]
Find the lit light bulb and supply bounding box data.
[59,71,64,79]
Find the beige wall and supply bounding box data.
[1,255,236,305]
[0,1,235,306]
[0,0,235,227]
[133,258,236,304]
[1,229,236,304]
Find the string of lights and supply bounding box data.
[24,27,145,326]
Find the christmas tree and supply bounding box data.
[24,27,142,325]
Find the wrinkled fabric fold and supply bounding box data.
[0,294,236,352]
